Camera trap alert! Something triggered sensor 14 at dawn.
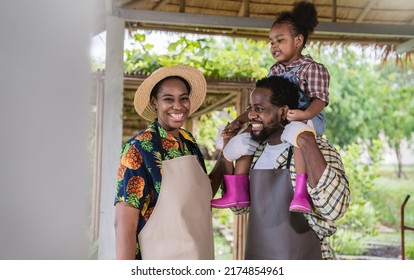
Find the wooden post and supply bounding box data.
[98,1,125,259]
[232,87,251,260]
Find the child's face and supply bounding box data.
[269,23,303,66]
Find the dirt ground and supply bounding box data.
[363,245,402,259]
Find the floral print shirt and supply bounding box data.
[114,119,206,259]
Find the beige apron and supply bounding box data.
[138,155,214,260]
[245,148,322,260]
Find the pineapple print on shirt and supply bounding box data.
[114,119,207,259]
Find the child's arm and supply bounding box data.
[221,110,253,175]
[287,98,326,122]
[234,124,253,175]
[221,110,249,144]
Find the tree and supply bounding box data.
[312,46,386,147]
[330,140,383,255]
[315,46,414,177]
[378,62,414,178]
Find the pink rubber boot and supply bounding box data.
[289,173,311,213]
[211,174,250,208]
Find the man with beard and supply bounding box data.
[221,75,350,260]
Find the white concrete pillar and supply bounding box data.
[0,0,93,259]
[97,3,125,260]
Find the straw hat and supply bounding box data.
[134,65,207,121]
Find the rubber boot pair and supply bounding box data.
[211,175,250,208]
[289,173,311,213]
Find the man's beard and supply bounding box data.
[250,117,282,143]
[251,126,275,142]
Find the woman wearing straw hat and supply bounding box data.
[114,65,224,260]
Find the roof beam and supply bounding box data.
[179,0,185,13]
[152,0,169,11]
[123,0,146,9]
[232,0,249,34]
[356,1,375,23]
[118,8,414,38]
[190,92,238,118]
[239,0,250,17]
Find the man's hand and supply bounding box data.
[281,121,316,148]
[222,132,259,161]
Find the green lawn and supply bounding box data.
[362,164,414,258]
[372,164,414,228]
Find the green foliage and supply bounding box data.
[213,231,233,260]
[343,140,383,200]
[330,229,367,255]
[330,140,384,254]
[320,47,385,147]
[124,33,161,73]
[314,47,414,150]
[124,31,271,78]
[379,64,414,150]
[405,239,414,260]
[160,36,210,68]
[203,37,272,79]
[318,46,414,177]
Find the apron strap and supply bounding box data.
[286,146,293,170]
[251,144,294,170]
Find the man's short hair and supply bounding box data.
[255,76,299,109]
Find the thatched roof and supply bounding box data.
[108,0,414,54]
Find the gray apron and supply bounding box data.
[245,148,322,259]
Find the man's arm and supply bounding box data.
[298,134,350,221]
[282,123,350,221]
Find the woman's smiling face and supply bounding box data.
[151,77,191,134]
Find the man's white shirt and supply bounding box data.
[253,142,290,169]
